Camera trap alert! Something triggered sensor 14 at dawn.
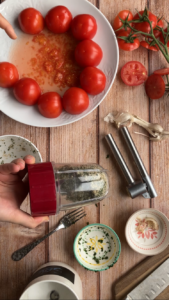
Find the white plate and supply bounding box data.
[125,208,169,256]
[0,135,42,164]
[0,0,119,127]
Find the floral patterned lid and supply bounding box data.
[125,208,169,255]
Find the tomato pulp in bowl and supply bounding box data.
[0,0,119,127]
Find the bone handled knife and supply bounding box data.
[125,258,169,300]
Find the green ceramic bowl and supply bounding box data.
[73,223,121,272]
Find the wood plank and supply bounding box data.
[99,0,150,299]
[48,3,99,300]
[0,114,49,299]
[149,0,169,219]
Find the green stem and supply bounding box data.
[126,17,169,63]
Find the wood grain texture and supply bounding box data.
[99,0,151,299]
[115,246,169,300]
[149,0,169,219]
[0,0,169,299]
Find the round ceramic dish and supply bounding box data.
[73,223,121,271]
[125,208,169,255]
[0,0,118,127]
[0,135,42,164]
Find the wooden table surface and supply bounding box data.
[0,0,169,299]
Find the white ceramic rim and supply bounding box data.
[0,0,119,127]
[125,208,169,256]
[0,134,43,162]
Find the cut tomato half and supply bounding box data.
[121,61,148,86]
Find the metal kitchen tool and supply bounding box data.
[120,126,157,199]
[12,208,86,261]
[105,127,157,199]
[125,258,169,300]
[105,134,149,198]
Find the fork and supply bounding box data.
[12,208,86,261]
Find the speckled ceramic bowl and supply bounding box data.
[0,135,42,164]
[73,224,121,271]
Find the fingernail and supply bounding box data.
[43,217,49,222]
[26,155,35,160]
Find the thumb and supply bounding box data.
[11,210,49,228]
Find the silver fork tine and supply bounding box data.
[65,207,82,217]
[72,213,86,224]
[69,210,85,221]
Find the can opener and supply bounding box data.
[105,126,157,199]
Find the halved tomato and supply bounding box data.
[121,61,148,86]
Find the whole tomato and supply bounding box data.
[153,18,164,38]
[62,87,89,114]
[133,10,157,34]
[140,41,159,51]
[113,10,133,33]
[75,40,103,67]
[38,92,63,118]
[80,67,106,95]
[117,31,140,51]
[145,74,165,99]
[0,62,19,88]
[13,78,41,106]
[71,14,97,40]
[45,6,72,34]
[18,8,44,35]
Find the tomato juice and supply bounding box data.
[9,29,82,95]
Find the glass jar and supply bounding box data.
[28,162,109,216]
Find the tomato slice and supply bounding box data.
[153,68,169,75]
[145,74,165,99]
[121,61,148,86]
[140,41,159,51]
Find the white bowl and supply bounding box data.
[0,0,119,127]
[0,135,42,164]
[125,208,169,255]
[74,223,121,271]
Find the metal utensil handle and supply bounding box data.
[11,225,62,261]
[120,126,157,198]
[105,134,134,185]
[120,127,148,178]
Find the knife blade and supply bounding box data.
[125,259,169,300]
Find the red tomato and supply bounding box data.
[153,18,164,38]
[71,14,97,40]
[133,10,157,34]
[117,31,140,51]
[113,10,133,33]
[145,74,165,99]
[62,87,89,114]
[140,41,159,51]
[153,68,169,75]
[38,92,63,118]
[13,78,41,106]
[80,67,106,95]
[18,8,44,35]
[75,40,103,67]
[159,28,169,47]
[0,62,19,88]
[45,6,72,34]
[121,61,148,86]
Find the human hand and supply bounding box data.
[0,13,17,39]
[0,155,49,228]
